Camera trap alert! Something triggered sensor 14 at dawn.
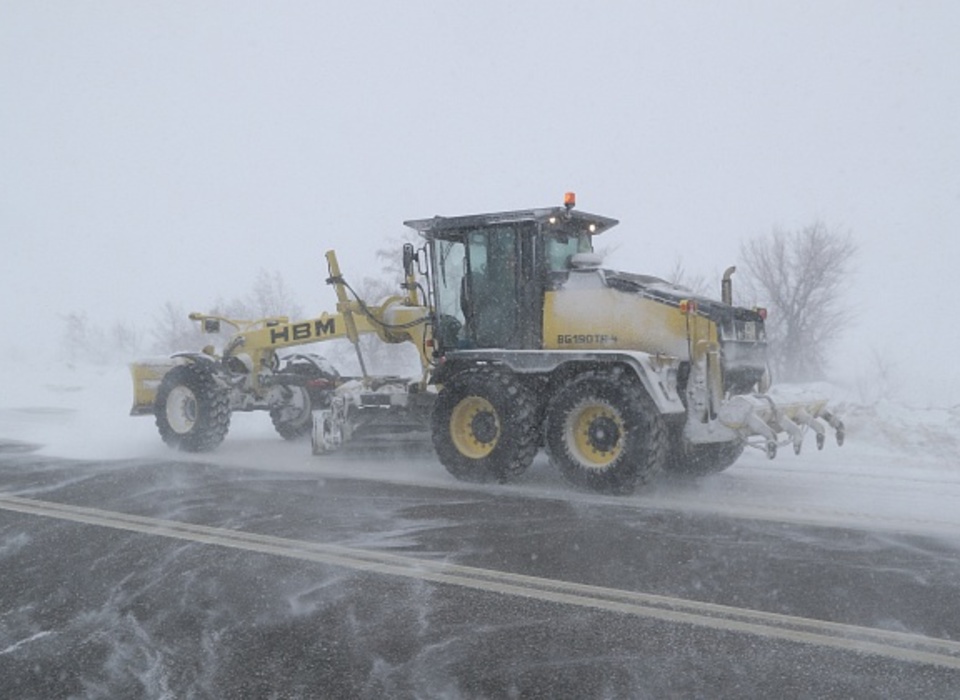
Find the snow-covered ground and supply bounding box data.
[1,360,958,540]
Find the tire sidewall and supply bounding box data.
[432,369,538,483]
[545,372,665,494]
[154,363,230,452]
[666,430,745,477]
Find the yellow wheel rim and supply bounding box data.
[449,396,500,459]
[567,401,624,468]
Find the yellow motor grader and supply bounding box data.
[130,194,843,493]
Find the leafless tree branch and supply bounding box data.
[738,222,857,381]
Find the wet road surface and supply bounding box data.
[1,448,959,698]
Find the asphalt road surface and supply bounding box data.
[2,444,959,699]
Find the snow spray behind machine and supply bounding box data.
[130,194,844,494]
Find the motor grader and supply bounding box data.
[130,194,843,494]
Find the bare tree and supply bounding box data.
[738,222,857,382]
[212,268,303,322]
[246,268,303,320]
[59,313,144,364]
[665,256,713,298]
[53,269,309,363]
[110,321,143,359]
[59,311,105,364]
[151,302,205,354]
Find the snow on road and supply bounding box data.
[1,361,958,540]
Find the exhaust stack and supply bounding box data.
[721,266,736,306]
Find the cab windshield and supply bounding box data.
[544,231,593,271]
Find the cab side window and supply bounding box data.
[465,227,520,348]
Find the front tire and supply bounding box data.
[545,369,668,494]
[432,369,539,483]
[154,363,230,452]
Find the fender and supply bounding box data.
[435,349,685,415]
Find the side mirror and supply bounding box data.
[402,243,416,278]
[202,318,221,334]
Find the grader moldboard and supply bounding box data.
[131,194,844,494]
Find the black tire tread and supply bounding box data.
[431,368,539,483]
[545,368,668,494]
[154,363,231,452]
[666,432,745,477]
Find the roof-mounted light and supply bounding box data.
[564,191,576,209]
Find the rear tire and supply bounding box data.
[154,363,230,452]
[432,368,539,483]
[666,434,745,477]
[545,369,667,494]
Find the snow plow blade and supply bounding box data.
[129,359,180,416]
[718,389,845,459]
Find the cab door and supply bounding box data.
[462,223,540,349]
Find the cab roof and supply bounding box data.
[403,205,619,239]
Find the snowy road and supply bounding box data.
[2,448,960,697]
[1,366,960,696]
[4,488,960,669]
[3,363,959,541]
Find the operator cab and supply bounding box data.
[404,193,618,353]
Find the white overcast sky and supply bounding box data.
[2,2,958,403]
